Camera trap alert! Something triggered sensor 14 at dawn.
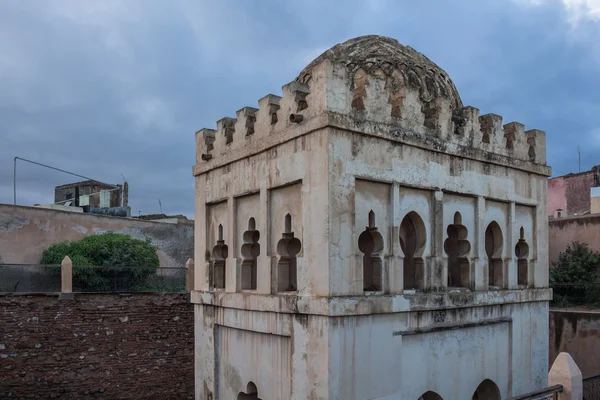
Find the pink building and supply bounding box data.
[547,166,600,217]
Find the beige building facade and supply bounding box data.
[192,36,552,400]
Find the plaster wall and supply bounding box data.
[548,214,600,265]
[549,310,600,379]
[326,300,548,400]
[0,203,193,267]
[548,176,567,216]
[194,303,330,400]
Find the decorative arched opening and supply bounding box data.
[400,211,426,290]
[241,218,260,290]
[237,381,262,400]
[485,221,504,288]
[211,224,228,289]
[358,210,384,291]
[276,214,301,292]
[515,226,530,287]
[444,212,471,288]
[472,379,500,400]
[418,391,443,400]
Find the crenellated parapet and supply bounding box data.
[194,35,547,172]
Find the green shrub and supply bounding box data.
[40,232,159,291]
[550,241,600,284]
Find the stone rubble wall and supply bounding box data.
[0,293,194,399]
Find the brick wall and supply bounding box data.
[0,293,194,399]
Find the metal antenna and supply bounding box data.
[158,199,163,214]
[578,146,581,172]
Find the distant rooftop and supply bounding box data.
[55,179,119,189]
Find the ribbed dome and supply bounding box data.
[297,35,463,109]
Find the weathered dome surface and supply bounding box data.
[296,35,463,109]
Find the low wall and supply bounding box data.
[549,309,600,378]
[0,292,194,399]
[0,203,194,267]
[548,214,600,265]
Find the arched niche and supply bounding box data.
[276,214,301,292]
[444,212,471,288]
[241,218,260,290]
[400,211,426,290]
[211,224,228,289]
[351,68,368,111]
[358,210,384,291]
[418,391,443,400]
[485,221,504,288]
[237,381,262,400]
[472,379,500,400]
[515,226,530,287]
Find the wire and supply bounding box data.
[13,156,120,205]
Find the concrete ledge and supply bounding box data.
[190,287,552,316]
[393,317,512,336]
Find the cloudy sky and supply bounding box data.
[1,0,599,218]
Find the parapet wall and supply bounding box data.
[194,59,548,174]
[550,309,600,378]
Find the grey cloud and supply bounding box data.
[1,0,599,218]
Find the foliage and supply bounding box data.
[550,241,600,284]
[40,232,159,291]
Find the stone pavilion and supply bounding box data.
[191,35,552,400]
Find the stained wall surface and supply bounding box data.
[549,310,600,379]
[0,204,193,267]
[328,301,549,399]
